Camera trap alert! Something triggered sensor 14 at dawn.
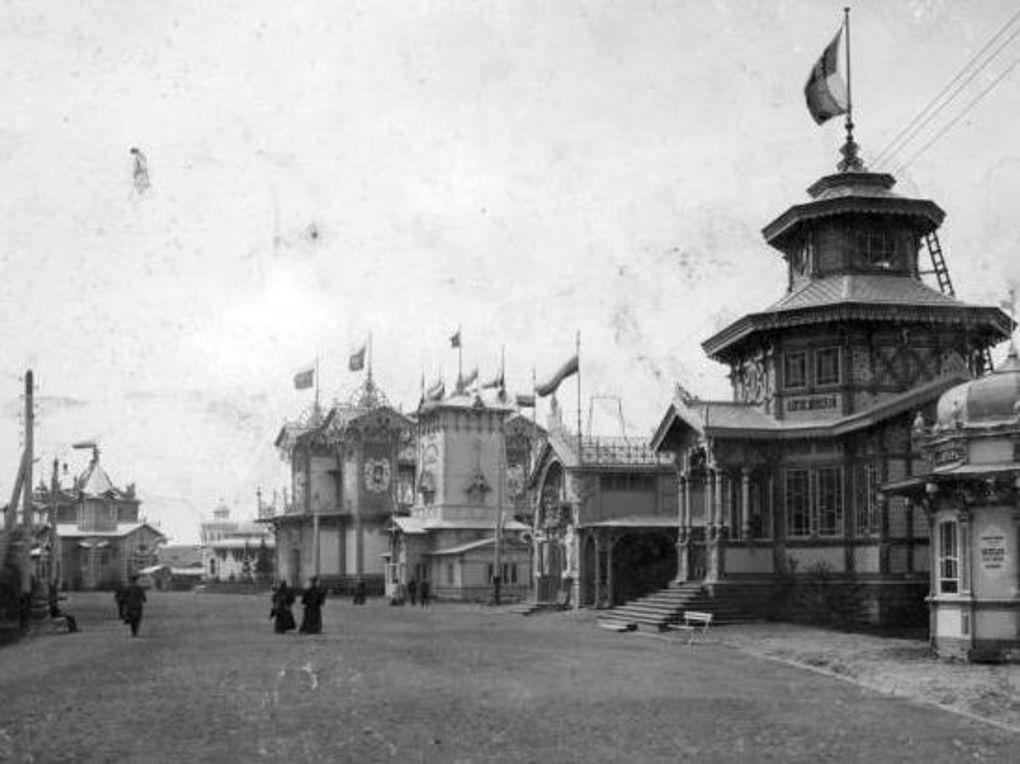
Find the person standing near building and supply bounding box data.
[299,576,326,634]
[419,579,430,608]
[407,578,418,607]
[122,574,147,637]
[271,580,296,633]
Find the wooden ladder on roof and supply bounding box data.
[922,231,994,373]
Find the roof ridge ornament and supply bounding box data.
[837,133,865,173]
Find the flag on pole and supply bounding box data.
[536,355,579,397]
[515,393,535,408]
[349,345,366,371]
[426,379,445,401]
[456,367,478,393]
[450,329,461,349]
[482,367,504,390]
[293,366,315,390]
[804,27,848,125]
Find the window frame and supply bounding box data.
[855,462,881,537]
[850,226,898,270]
[785,465,845,539]
[814,347,842,387]
[937,520,959,594]
[783,351,808,390]
[814,467,844,537]
[785,468,811,538]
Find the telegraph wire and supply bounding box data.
[894,55,1020,174]
[873,7,1020,169]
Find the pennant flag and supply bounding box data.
[349,345,366,372]
[450,329,461,349]
[482,368,504,390]
[456,367,478,393]
[515,393,535,408]
[804,27,848,125]
[293,367,315,390]
[425,380,445,401]
[536,355,579,397]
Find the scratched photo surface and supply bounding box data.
[4,2,1020,761]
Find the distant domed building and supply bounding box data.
[200,502,274,583]
[888,345,1020,660]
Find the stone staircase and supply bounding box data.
[597,581,759,633]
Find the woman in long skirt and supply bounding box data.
[271,580,296,633]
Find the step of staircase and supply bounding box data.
[600,581,759,632]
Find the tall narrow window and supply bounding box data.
[816,467,843,537]
[856,462,881,536]
[815,348,841,387]
[785,469,810,537]
[938,521,959,594]
[784,352,808,390]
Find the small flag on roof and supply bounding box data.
[293,366,315,390]
[349,345,366,372]
[536,355,579,397]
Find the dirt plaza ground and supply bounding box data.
[1,592,1018,762]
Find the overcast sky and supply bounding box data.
[2,0,1019,543]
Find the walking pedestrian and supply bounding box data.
[270,580,296,633]
[48,581,78,633]
[407,578,417,607]
[353,577,366,605]
[122,574,147,637]
[299,576,326,634]
[419,579,430,608]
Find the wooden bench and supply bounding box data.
[669,611,713,644]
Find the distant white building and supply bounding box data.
[200,503,274,582]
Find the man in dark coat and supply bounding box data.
[299,576,326,634]
[122,574,147,637]
[407,578,418,607]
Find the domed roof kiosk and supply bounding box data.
[888,344,1020,661]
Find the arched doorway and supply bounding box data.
[611,532,677,604]
[535,460,571,603]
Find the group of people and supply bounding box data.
[270,577,327,634]
[271,576,433,631]
[391,578,430,607]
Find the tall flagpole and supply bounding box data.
[844,6,853,146]
[575,331,582,465]
[368,331,374,379]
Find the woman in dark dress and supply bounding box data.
[271,580,296,633]
[299,576,326,634]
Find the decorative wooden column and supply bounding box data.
[741,468,751,540]
[706,469,724,582]
[714,469,725,532]
[676,475,689,583]
[605,534,615,608]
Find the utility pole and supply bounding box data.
[493,411,506,606]
[22,370,33,529]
